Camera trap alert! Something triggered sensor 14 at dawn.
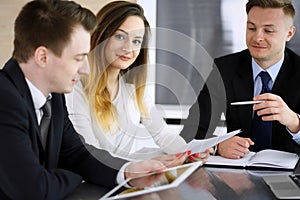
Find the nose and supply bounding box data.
[252,29,264,42]
[78,57,90,75]
[122,39,133,52]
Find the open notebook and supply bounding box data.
[205,149,299,169]
[100,161,202,200]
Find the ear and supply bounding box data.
[286,25,296,42]
[34,46,48,68]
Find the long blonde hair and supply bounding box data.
[81,1,150,132]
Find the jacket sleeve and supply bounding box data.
[0,83,82,200]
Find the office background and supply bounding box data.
[1,0,300,107]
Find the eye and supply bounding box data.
[247,27,256,31]
[132,39,142,46]
[75,55,85,62]
[265,29,274,33]
[114,34,126,41]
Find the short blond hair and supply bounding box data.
[246,0,295,19]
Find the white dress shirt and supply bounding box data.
[65,77,187,161]
[25,78,48,124]
[251,58,300,144]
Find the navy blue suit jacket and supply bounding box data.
[181,48,300,154]
[0,59,126,199]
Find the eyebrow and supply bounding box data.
[247,21,275,27]
[117,28,144,39]
[75,53,89,57]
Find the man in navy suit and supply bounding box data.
[0,1,189,199]
[181,0,300,159]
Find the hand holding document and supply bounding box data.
[185,129,241,155]
[130,129,241,160]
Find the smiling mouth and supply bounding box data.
[119,55,130,61]
[251,45,268,51]
[250,43,267,48]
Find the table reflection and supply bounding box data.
[66,165,295,199]
[183,166,292,200]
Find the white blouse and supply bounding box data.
[65,77,186,160]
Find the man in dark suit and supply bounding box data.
[181,0,300,159]
[0,1,189,199]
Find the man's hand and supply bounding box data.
[253,93,300,133]
[217,136,254,159]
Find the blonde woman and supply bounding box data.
[66,1,205,161]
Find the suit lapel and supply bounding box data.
[4,59,47,159]
[272,51,292,93]
[5,60,38,124]
[232,57,254,134]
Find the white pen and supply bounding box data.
[230,100,265,105]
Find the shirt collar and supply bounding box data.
[252,56,283,81]
[25,78,51,109]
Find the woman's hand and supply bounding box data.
[185,148,213,163]
[152,151,190,168]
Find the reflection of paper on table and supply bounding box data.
[187,129,241,154]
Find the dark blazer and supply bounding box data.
[181,48,300,154]
[0,59,127,199]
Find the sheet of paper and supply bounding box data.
[187,129,241,154]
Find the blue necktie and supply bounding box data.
[251,71,272,152]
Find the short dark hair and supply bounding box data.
[13,0,96,63]
[246,0,295,19]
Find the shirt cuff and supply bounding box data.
[116,162,132,188]
[287,114,300,144]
